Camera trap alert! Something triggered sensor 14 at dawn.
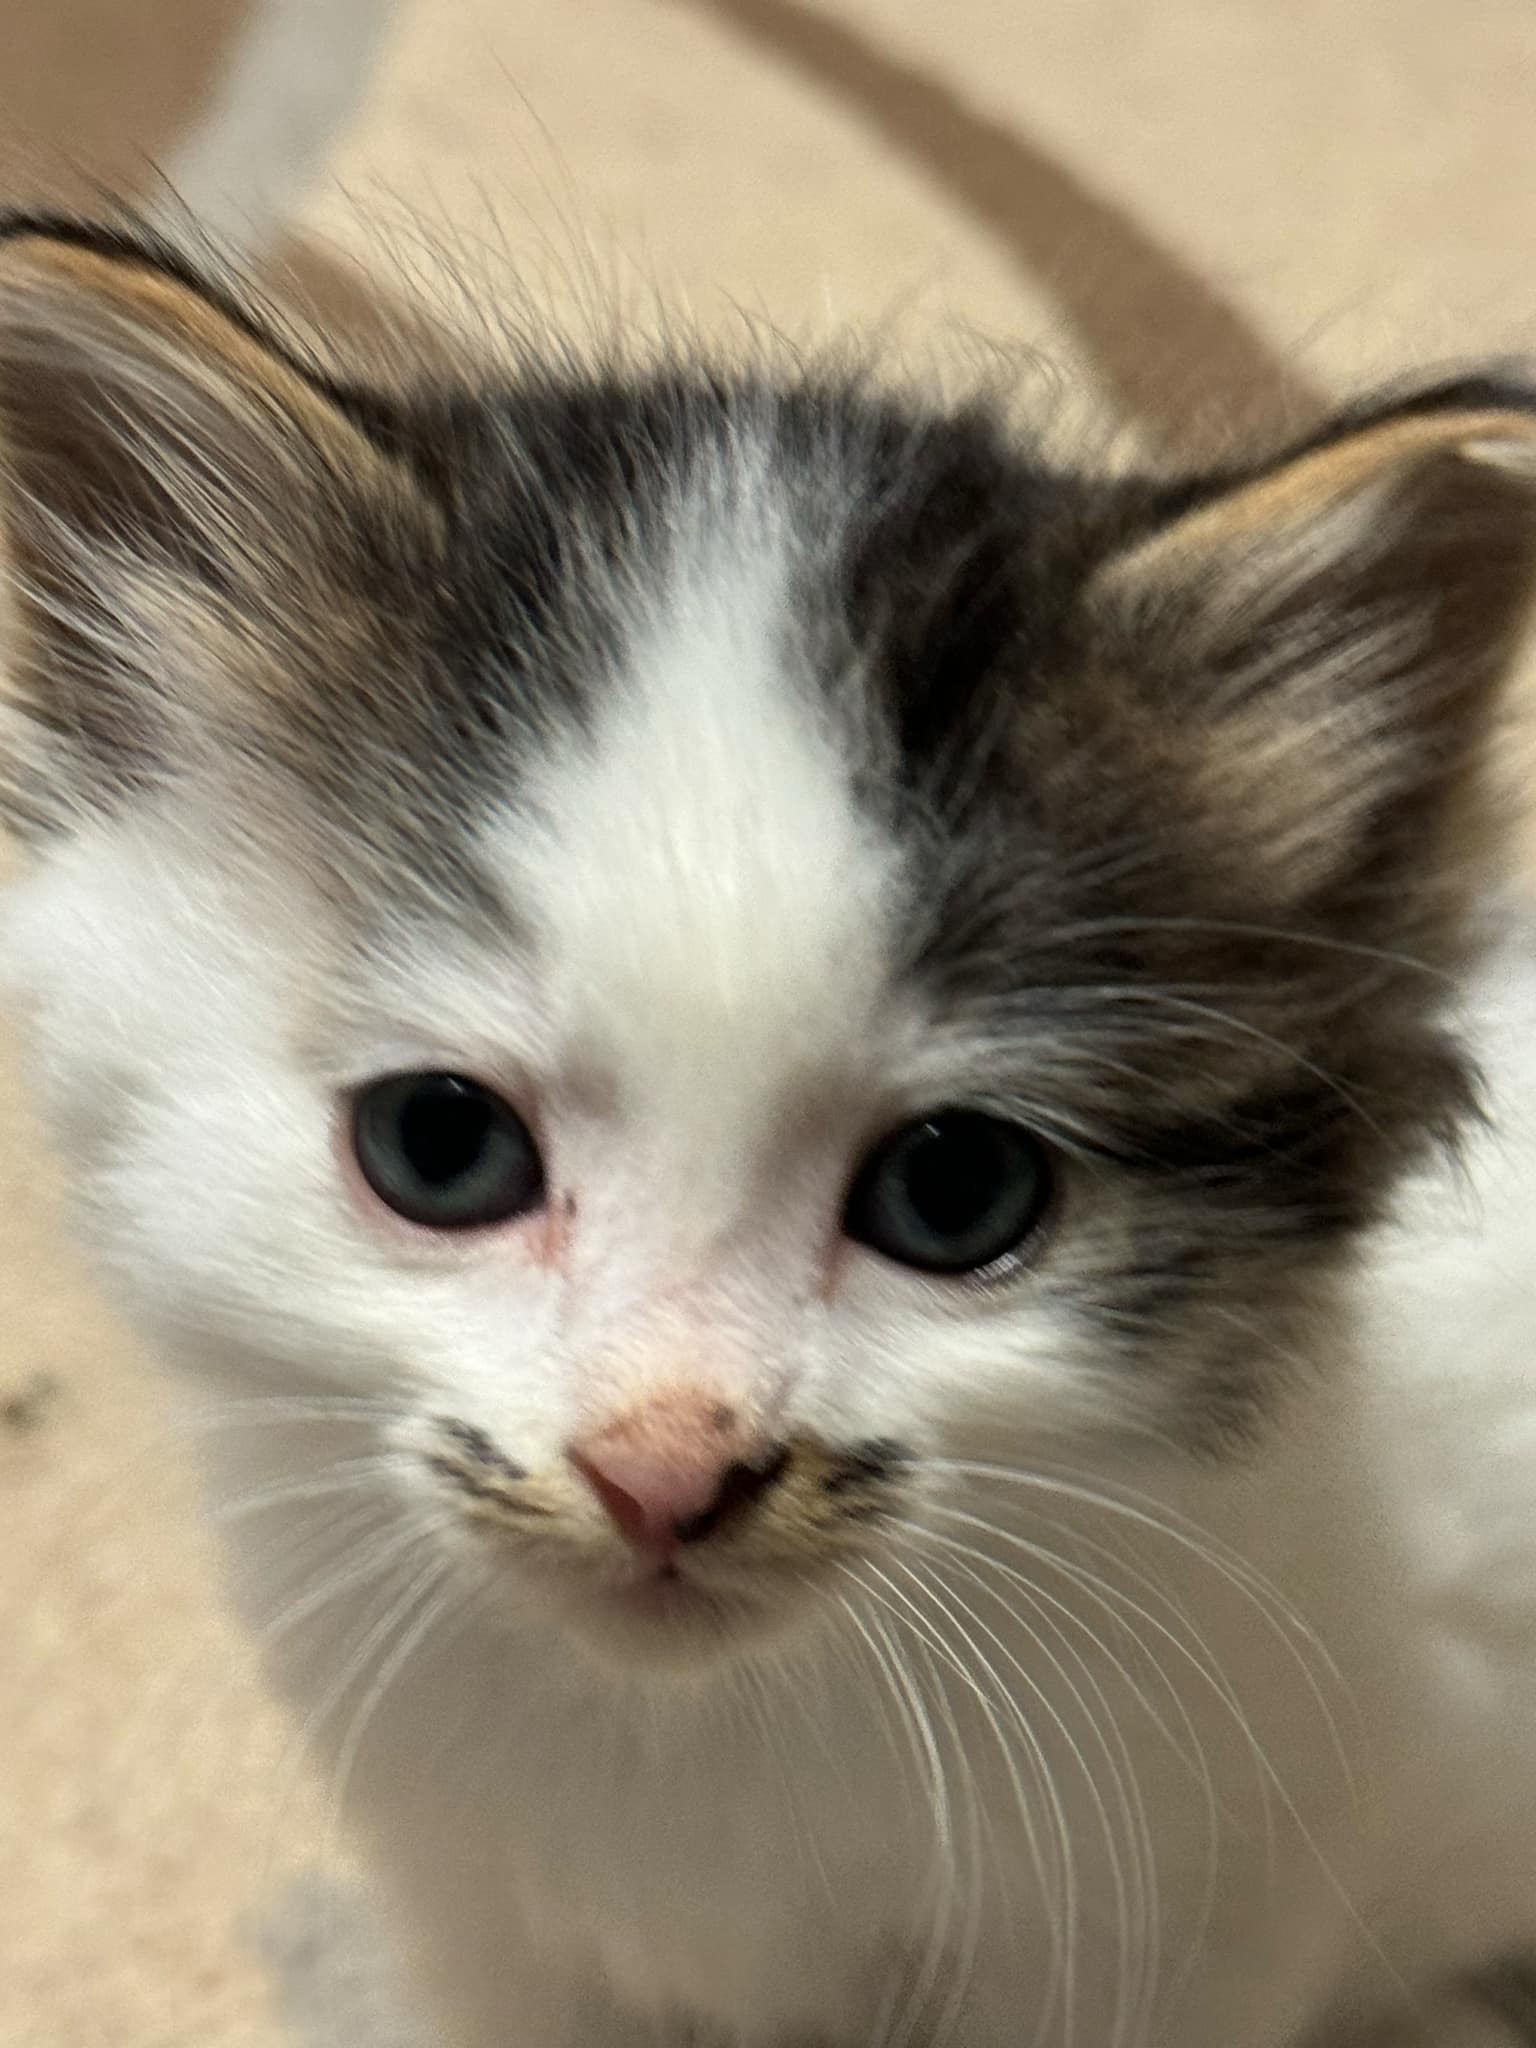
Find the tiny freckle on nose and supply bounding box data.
[709,1403,736,1434]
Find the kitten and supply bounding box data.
[2,213,1536,2048]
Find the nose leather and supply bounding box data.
[569,1389,786,1554]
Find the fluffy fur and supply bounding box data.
[3,215,1536,2048]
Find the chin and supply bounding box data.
[547,1559,822,1678]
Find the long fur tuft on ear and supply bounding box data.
[1084,379,1536,939]
[0,213,435,839]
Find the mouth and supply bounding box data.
[416,1415,914,1665]
[601,1558,710,1617]
[549,1554,786,1673]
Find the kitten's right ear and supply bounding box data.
[0,215,425,838]
[1086,382,1536,920]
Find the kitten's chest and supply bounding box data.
[518,1685,931,2014]
[355,1630,940,2027]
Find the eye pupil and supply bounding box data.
[900,1120,1009,1238]
[845,1109,1051,1276]
[352,1072,544,1230]
[398,1079,493,1187]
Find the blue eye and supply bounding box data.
[844,1110,1052,1275]
[352,1072,544,1229]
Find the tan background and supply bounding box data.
[4,2,1536,2041]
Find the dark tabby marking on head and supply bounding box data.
[3,217,1536,1444]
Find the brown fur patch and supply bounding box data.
[0,232,407,492]
[1076,398,1536,922]
[0,219,452,840]
[1103,406,1536,585]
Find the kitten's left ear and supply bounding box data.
[0,215,429,837]
[1091,382,1536,909]
[0,214,413,552]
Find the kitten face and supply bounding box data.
[3,218,1536,1672]
[0,493,1119,1669]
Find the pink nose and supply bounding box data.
[569,1391,787,1556]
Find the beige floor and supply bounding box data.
[6,1,1536,2041]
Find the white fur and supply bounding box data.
[6,508,1536,2048]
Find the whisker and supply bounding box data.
[833,1578,960,2048]
[210,1454,405,1526]
[903,1515,1221,2026]
[869,1560,1001,2048]
[253,1516,447,1903]
[737,1660,841,1913]
[888,1539,1158,2048]
[167,1392,404,1441]
[928,1503,1259,1792]
[932,1461,1355,1699]
[880,1554,1075,2048]
[1036,913,1446,985]
[932,1456,1362,1798]
[917,1469,1404,2009]
[927,1498,1284,1871]
[247,1506,432,1656]
[314,1555,473,2048]
[1119,991,1383,1132]
[324,1557,464,1839]
[0,1391,402,1674]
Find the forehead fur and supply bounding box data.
[494,455,901,1123]
[297,370,1124,914]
